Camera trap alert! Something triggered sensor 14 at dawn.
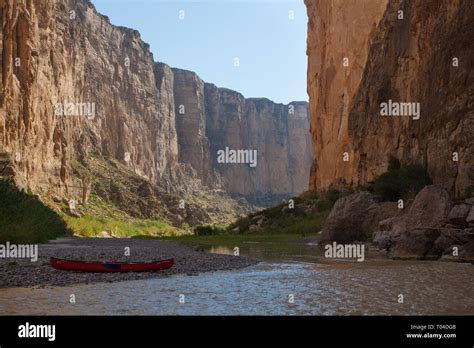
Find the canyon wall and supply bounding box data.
[306,0,474,196]
[173,68,312,202]
[1,0,180,204]
[0,0,312,214]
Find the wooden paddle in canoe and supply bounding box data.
[50,257,174,273]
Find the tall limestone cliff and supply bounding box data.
[1,0,180,200]
[173,68,312,203]
[0,0,312,226]
[305,0,473,197]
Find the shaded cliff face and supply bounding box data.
[0,0,312,221]
[306,0,474,196]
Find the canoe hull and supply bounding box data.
[50,257,174,273]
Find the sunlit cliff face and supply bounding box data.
[305,0,473,196]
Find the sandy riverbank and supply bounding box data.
[0,238,257,288]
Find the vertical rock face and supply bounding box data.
[306,0,474,196]
[287,102,314,195]
[305,0,388,191]
[1,0,312,211]
[204,90,312,200]
[173,70,313,201]
[172,68,213,186]
[1,0,180,203]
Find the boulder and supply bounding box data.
[457,241,474,262]
[467,206,474,225]
[362,202,400,239]
[320,192,377,243]
[377,227,470,258]
[404,185,451,229]
[391,228,441,260]
[447,204,471,227]
[378,217,397,231]
[388,185,451,237]
[432,228,466,255]
[441,240,474,263]
[373,230,394,250]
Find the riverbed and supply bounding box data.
[0,239,473,315]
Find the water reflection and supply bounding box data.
[0,261,472,315]
[0,241,473,315]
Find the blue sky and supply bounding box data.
[92,0,308,104]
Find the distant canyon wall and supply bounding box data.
[174,67,312,199]
[0,0,312,206]
[305,0,473,196]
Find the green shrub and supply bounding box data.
[401,164,432,194]
[372,170,403,201]
[194,225,224,236]
[262,211,329,235]
[261,204,286,219]
[387,155,401,171]
[0,180,68,243]
[462,186,474,199]
[226,188,350,236]
[315,189,342,211]
[372,157,431,201]
[295,191,319,204]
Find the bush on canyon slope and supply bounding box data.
[0,180,68,243]
[194,224,226,236]
[372,156,432,201]
[227,191,335,235]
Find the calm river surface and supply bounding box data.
[0,241,473,315]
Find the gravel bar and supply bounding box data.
[0,238,257,288]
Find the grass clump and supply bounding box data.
[0,180,68,243]
[64,214,181,238]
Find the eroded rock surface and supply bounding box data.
[372,186,474,261]
[305,0,474,196]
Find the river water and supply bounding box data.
[0,241,473,315]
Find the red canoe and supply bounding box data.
[50,257,174,273]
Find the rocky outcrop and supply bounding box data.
[321,185,474,261]
[305,0,474,197]
[372,186,474,261]
[390,185,451,236]
[0,0,312,226]
[321,192,400,243]
[448,204,471,227]
[321,192,377,243]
